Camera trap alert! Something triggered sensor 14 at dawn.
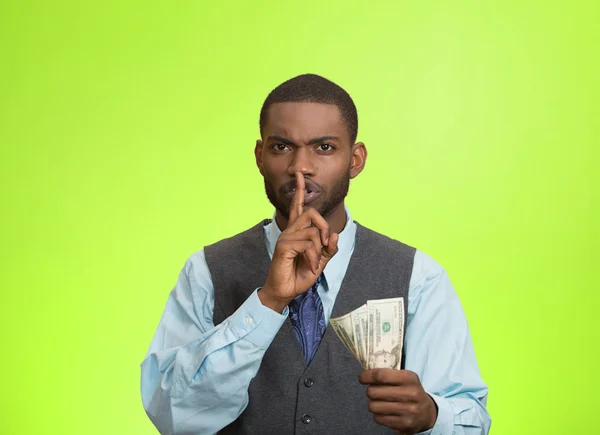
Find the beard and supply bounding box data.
[264,169,351,220]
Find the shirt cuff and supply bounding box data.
[421,393,454,435]
[228,288,288,349]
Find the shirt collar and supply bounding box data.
[265,204,357,287]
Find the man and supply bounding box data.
[140,74,491,434]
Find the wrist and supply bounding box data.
[258,287,290,313]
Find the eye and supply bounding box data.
[318,143,334,152]
[272,143,289,152]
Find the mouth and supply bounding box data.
[283,180,322,204]
[285,188,320,204]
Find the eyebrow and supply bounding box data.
[267,135,340,145]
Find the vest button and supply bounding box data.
[304,377,314,387]
[301,414,312,424]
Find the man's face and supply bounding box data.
[256,102,362,221]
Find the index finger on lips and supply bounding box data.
[288,172,305,224]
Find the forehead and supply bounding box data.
[263,102,348,142]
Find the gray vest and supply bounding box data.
[204,220,416,435]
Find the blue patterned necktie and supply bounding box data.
[288,276,326,364]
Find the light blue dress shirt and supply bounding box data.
[141,207,491,434]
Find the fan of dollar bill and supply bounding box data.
[330,297,405,370]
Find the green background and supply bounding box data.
[1,1,598,434]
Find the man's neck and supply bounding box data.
[275,203,348,235]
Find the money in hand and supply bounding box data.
[367,297,404,369]
[330,297,404,370]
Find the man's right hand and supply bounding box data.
[259,172,340,313]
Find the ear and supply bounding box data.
[255,139,264,176]
[349,142,367,179]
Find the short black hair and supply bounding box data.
[259,74,358,143]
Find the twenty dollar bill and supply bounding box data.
[331,297,405,370]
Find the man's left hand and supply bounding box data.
[359,369,438,434]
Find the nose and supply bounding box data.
[287,147,315,177]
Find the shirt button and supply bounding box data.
[301,414,312,424]
[245,316,253,325]
[304,377,314,387]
